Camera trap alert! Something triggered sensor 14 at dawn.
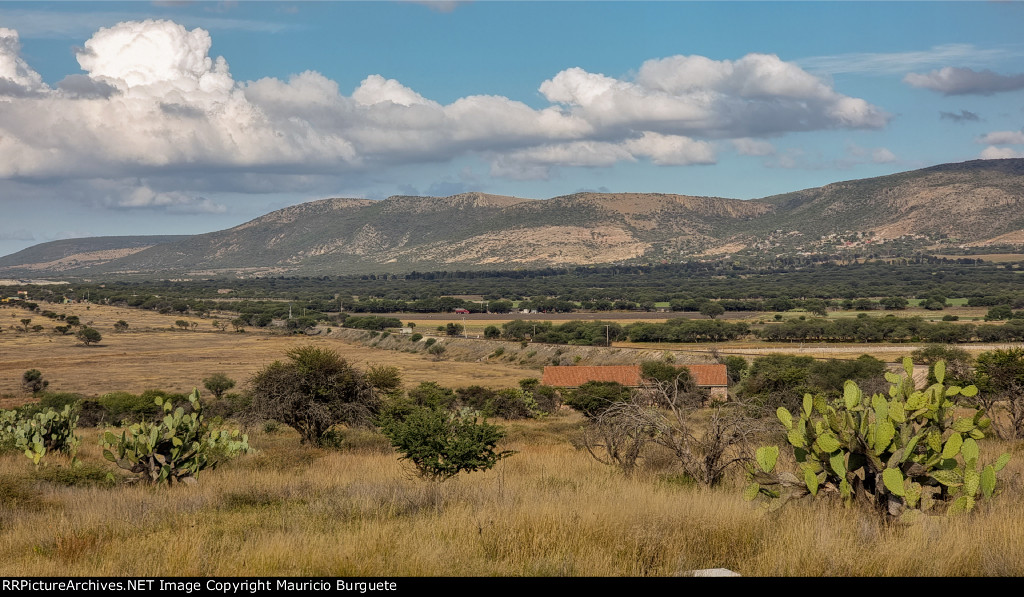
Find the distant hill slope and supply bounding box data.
[2,159,1022,278]
[0,235,190,273]
[752,159,1024,243]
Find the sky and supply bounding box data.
[1,0,1023,257]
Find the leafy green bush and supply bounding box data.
[408,382,457,411]
[98,391,161,424]
[101,389,248,486]
[378,405,513,481]
[746,359,1011,520]
[409,333,423,342]
[564,381,631,419]
[484,388,543,420]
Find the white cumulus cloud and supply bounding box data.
[0,20,891,197]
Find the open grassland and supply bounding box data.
[0,305,533,398]
[1,417,1024,576]
[5,302,1024,576]
[5,303,1019,401]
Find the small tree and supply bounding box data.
[699,302,725,320]
[972,348,1024,440]
[19,318,31,332]
[445,322,464,336]
[22,369,48,394]
[247,346,382,445]
[54,325,71,336]
[76,327,102,346]
[203,373,236,399]
[378,405,513,482]
[113,320,129,332]
[175,320,189,330]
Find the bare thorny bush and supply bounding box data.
[581,373,768,485]
[970,382,1024,441]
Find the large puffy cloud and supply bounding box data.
[0,20,889,195]
[904,67,1024,96]
[540,54,889,137]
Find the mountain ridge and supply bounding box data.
[2,159,1022,278]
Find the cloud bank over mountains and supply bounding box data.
[0,19,896,210]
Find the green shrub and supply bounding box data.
[246,345,382,445]
[408,382,457,411]
[33,462,117,487]
[316,428,346,450]
[485,388,543,420]
[410,333,423,342]
[99,391,160,424]
[423,338,436,348]
[101,389,248,486]
[36,392,84,411]
[378,405,513,481]
[564,381,631,419]
[22,369,48,394]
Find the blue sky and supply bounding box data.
[1,1,1023,257]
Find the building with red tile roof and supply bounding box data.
[542,364,729,398]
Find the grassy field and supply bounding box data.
[1,417,1023,576]
[4,302,1024,576]
[0,305,534,399]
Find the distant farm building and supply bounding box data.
[542,364,729,399]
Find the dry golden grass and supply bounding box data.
[5,302,1024,576]
[0,305,533,397]
[1,416,1023,576]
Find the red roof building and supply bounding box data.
[542,364,729,398]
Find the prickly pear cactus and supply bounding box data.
[101,388,248,486]
[745,358,1011,520]
[5,404,81,466]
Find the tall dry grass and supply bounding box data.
[1,415,1023,576]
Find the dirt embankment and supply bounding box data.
[326,328,721,370]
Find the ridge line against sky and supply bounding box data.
[0,1,1023,257]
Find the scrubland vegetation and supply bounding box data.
[3,297,1024,577]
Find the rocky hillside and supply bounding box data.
[1,159,1022,278]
